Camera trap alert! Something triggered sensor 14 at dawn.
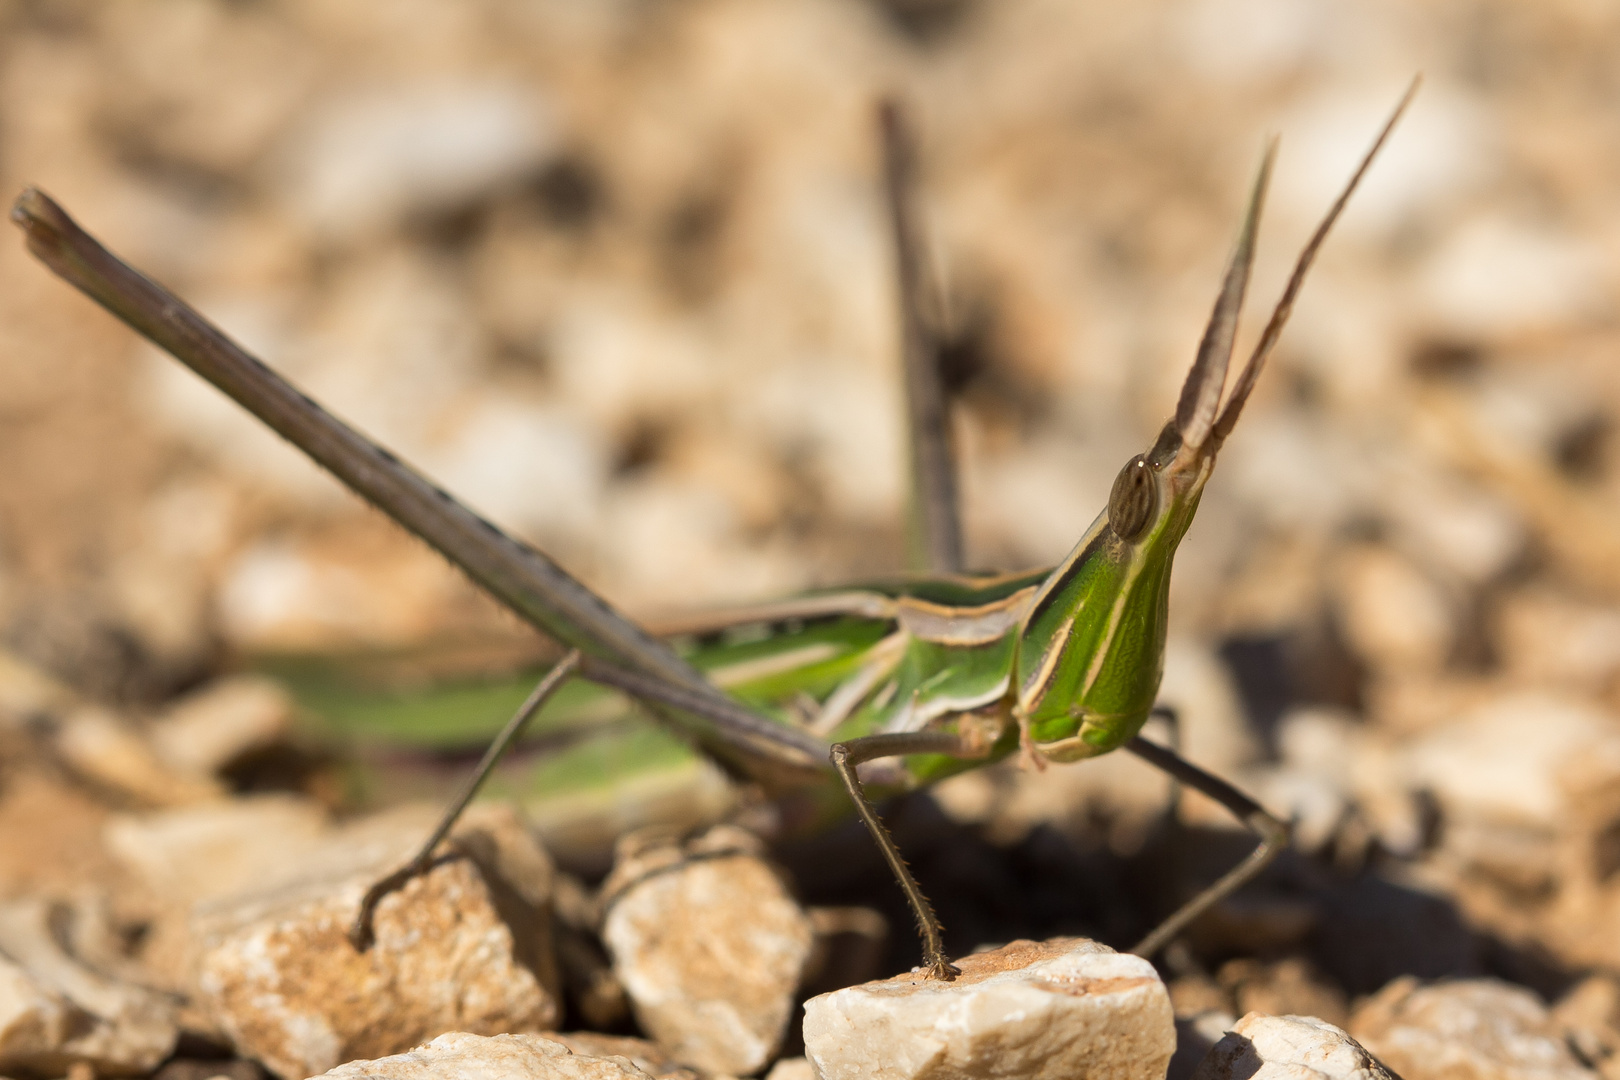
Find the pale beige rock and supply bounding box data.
[1554,976,1620,1080]
[546,1034,700,1080]
[1350,977,1595,1080]
[1418,213,1608,338]
[194,858,556,1079]
[281,81,558,241]
[0,648,72,727]
[0,953,83,1073]
[803,937,1175,1080]
[1379,473,1525,586]
[148,675,295,777]
[55,706,223,807]
[1192,1013,1396,1080]
[105,794,331,906]
[1218,959,1349,1028]
[190,804,561,1079]
[765,1058,814,1080]
[0,899,178,1076]
[310,1031,654,1080]
[1495,589,1620,692]
[599,826,812,1076]
[1401,693,1620,829]
[1332,545,1455,676]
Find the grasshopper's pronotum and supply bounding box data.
[11,81,1413,981]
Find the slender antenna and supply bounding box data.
[881,99,965,575]
[1175,139,1277,449]
[1211,76,1419,444]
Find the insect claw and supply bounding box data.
[1018,717,1048,772]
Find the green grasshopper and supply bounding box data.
[10,82,1411,981]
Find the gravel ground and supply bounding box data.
[3,2,1620,1078]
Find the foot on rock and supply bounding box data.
[186,803,562,1080]
[803,937,1175,1080]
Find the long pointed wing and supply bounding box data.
[10,189,826,777]
[1175,139,1275,451]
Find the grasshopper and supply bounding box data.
[10,82,1412,981]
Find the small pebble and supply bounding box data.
[1350,976,1596,1080]
[0,898,178,1077]
[1192,1012,1396,1080]
[599,825,812,1076]
[1332,545,1455,676]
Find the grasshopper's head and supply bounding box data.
[1014,86,1414,762]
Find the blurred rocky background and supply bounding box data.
[4,0,1620,1078]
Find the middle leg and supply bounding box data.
[1125,734,1290,959]
[829,730,990,980]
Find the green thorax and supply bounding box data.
[678,572,1043,784]
[1012,476,1206,761]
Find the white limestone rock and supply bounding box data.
[599,826,813,1077]
[310,1031,655,1080]
[1191,1013,1396,1080]
[803,937,1175,1080]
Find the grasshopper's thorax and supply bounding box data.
[1012,421,1218,763]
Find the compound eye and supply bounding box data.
[1107,455,1158,542]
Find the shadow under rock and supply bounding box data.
[1309,868,1579,1002]
[776,791,1139,978]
